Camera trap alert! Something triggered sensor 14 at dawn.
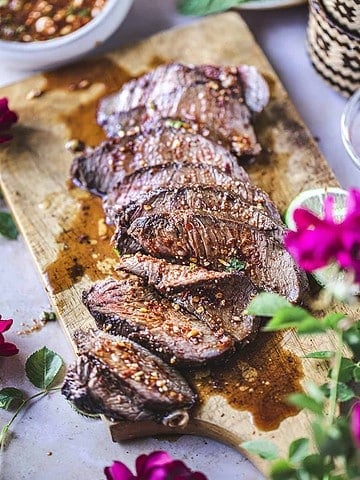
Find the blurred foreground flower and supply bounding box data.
[0,98,18,144]
[105,451,208,480]
[0,316,19,356]
[351,403,360,448]
[285,189,360,282]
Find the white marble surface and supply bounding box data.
[0,1,358,479]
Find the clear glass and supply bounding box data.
[341,89,360,169]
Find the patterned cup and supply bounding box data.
[322,0,360,33]
[307,0,360,97]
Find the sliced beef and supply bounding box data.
[114,185,285,242]
[62,329,196,421]
[114,211,308,302]
[71,118,249,197]
[118,253,260,345]
[117,252,230,292]
[97,63,269,158]
[104,162,280,221]
[62,354,156,422]
[82,277,234,367]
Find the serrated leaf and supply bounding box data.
[0,211,18,240]
[0,387,24,410]
[247,292,290,317]
[25,347,63,389]
[288,393,323,415]
[343,324,360,360]
[177,0,243,16]
[241,439,279,460]
[336,382,355,402]
[303,350,334,359]
[264,306,325,334]
[288,438,309,464]
[270,459,297,480]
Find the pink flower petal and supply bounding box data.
[136,451,173,476]
[0,318,14,334]
[0,341,19,356]
[351,403,360,448]
[104,461,136,480]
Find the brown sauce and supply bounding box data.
[188,331,303,431]
[0,0,107,42]
[43,58,132,146]
[45,191,118,294]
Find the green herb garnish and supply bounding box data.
[177,0,245,16]
[225,257,245,272]
[0,211,18,240]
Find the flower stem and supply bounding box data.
[328,331,343,426]
[0,388,59,450]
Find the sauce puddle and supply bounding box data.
[45,190,118,294]
[188,331,303,431]
[43,57,133,145]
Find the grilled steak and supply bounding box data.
[114,185,285,241]
[118,253,260,345]
[117,253,230,292]
[97,63,269,158]
[62,329,196,421]
[62,354,156,422]
[82,277,234,366]
[71,118,249,197]
[104,162,280,221]
[114,211,307,302]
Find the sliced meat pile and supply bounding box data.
[64,62,308,423]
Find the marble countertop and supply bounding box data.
[0,1,358,479]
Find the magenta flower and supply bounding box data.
[104,451,208,480]
[285,189,360,283]
[0,316,19,356]
[351,403,360,448]
[0,98,18,144]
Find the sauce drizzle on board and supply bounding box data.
[189,332,303,431]
[43,58,133,146]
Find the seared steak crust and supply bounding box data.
[118,253,260,345]
[115,211,307,302]
[73,329,196,411]
[71,118,249,197]
[82,277,234,366]
[114,185,285,241]
[98,63,269,157]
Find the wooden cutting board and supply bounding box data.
[0,12,352,475]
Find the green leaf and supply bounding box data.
[343,323,360,360]
[301,454,327,478]
[287,393,323,415]
[264,306,325,334]
[25,347,63,390]
[302,350,334,359]
[241,439,279,460]
[306,382,326,403]
[225,257,245,272]
[322,312,345,329]
[336,382,355,402]
[0,211,18,240]
[288,438,309,464]
[353,365,360,381]
[270,459,297,480]
[247,292,290,317]
[338,357,355,382]
[177,0,243,16]
[0,387,24,410]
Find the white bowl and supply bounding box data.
[0,0,133,71]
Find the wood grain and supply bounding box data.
[0,13,349,475]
